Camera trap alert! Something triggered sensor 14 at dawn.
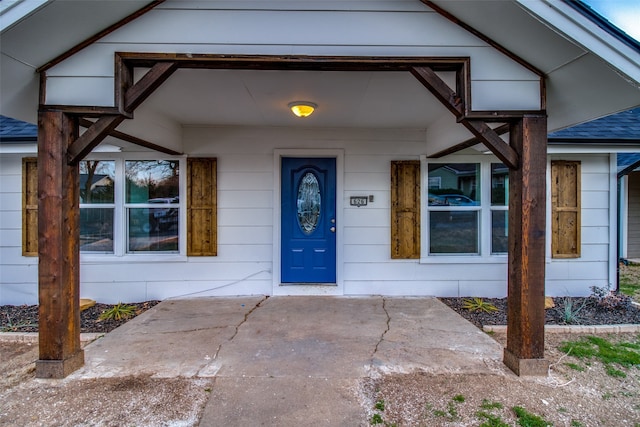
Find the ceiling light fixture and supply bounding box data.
[288,101,317,118]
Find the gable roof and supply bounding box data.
[1,0,639,134]
[548,108,640,143]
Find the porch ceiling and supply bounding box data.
[136,68,449,129]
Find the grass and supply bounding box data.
[559,335,640,377]
[620,263,640,300]
[512,406,553,427]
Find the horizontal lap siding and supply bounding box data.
[1,135,613,303]
[0,155,38,304]
[45,3,540,111]
[546,154,613,296]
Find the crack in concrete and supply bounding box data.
[213,296,269,360]
[372,297,391,358]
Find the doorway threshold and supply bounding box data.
[274,283,342,296]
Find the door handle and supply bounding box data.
[330,226,336,233]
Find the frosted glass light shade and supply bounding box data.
[288,102,317,118]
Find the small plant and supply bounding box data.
[512,406,552,427]
[560,297,586,324]
[462,297,498,313]
[370,413,383,424]
[0,313,38,332]
[99,302,137,321]
[432,397,463,421]
[374,399,385,411]
[590,285,632,311]
[570,421,583,427]
[477,411,509,427]
[480,400,504,410]
[605,366,626,378]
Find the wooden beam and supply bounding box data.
[504,114,549,376]
[429,123,510,158]
[462,120,518,169]
[410,66,464,118]
[78,118,182,155]
[37,1,166,73]
[410,66,519,168]
[67,115,125,164]
[124,62,179,113]
[36,111,84,378]
[419,1,544,78]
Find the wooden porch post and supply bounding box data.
[36,110,84,378]
[503,114,549,376]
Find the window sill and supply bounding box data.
[419,255,508,264]
[80,254,187,264]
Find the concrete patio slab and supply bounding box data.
[68,296,505,425]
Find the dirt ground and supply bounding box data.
[2,332,638,426]
[362,332,640,427]
[0,341,213,426]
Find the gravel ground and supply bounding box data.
[1,301,159,334]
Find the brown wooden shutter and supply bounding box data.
[551,160,581,258]
[391,160,420,259]
[22,157,38,256]
[187,158,217,256]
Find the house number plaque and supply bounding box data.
[350,196,368,207]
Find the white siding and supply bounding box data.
[45,1,540,111]
[0,137,615,304]
[545,154,614,296]
[0,154,38,305]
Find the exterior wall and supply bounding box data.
[0,153,38,304]
[546,153,615,296]
[45,0,540,112]
[627,171,640,258]
[0,131,615,304]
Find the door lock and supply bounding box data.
[330,226,336,233]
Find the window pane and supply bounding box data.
[491,163,508,206]
[79,161,115,204]
[491,210,508,254]
[428,163,480,206]
[429,211,478,254]
[80,208,114,252]
[128,208,179,252]
[126,160,179,203]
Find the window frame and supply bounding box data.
[420,154,508,264]
[79,153,187,262]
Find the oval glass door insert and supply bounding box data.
[297,171,321,234]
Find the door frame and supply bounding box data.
[273,149,344,295]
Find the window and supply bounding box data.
[78,159,181,254]
[23,156,216,258]
[428,163,480,254]
[423,158,508,258]
[80,161,115,252]
[125,160,180,253]
[490,163,509,254]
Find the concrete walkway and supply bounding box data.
[70,296,505,426]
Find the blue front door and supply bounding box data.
[281,157,336,283]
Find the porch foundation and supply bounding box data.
[35,350,85,379]
[503,349,550,376]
